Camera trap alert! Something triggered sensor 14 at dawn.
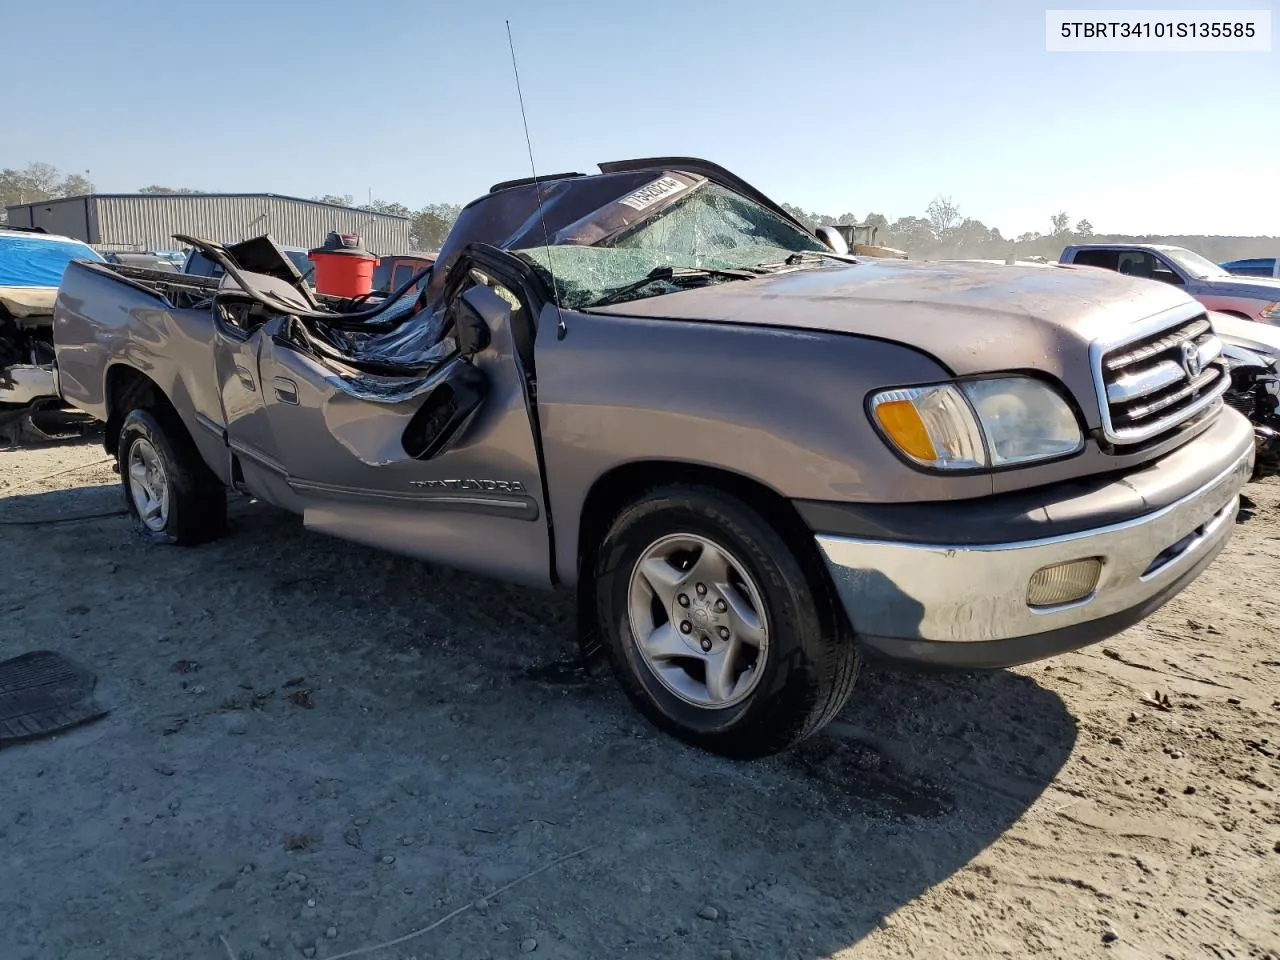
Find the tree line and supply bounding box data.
[781,194,1275,263]
[781,195,1100,261]
[3,162,1274,261]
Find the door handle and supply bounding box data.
[273,377,299,405]
[234,364,256,391]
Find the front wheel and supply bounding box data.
[594,484,860,759]
[118,407,227,545]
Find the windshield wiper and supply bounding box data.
[755,251,850,272]
[591,266,761,307]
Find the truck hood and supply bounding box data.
[589,258,1197,387]
[1199,275,1280,299]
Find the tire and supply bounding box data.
[117,406,227,545]
[594,484,861,759]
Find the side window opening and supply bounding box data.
[392,264,415,290]
[1116,251,1154,278]
[1072,249,1120,270]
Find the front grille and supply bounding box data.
[1093,310,1229,447]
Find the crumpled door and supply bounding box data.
[257,277,552,587]
[212,311,283,486]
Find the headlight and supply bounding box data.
[1259,302,1280,321]
[870,376,1083,470]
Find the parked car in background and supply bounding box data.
[372,253,434,295]
[1,226,103,420]
[54,157,1254,757]
[1059,243,1280,324]
[1220,257,1279,279]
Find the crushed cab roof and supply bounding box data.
[424,157,810,300]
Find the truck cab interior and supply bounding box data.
[1116,251,1184,285]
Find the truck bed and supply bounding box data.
[53,256,452,427]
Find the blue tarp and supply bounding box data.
[0,235,103,288]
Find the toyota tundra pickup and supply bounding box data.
[52,157,1254,758]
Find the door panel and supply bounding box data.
[213,314,284,490]
[258,280,552,586]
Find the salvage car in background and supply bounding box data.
[53,157,1253,757]
[1060,243,1280,324]
[1208,310,1280,477]
[0,226,104,439]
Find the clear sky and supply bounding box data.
[5,0,1278,236]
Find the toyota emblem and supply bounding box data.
[1181,340,1203,379]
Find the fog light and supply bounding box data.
[1027,558,1103,608]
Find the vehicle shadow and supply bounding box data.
[0,408,102,449]
[524,632,1076,958]
[0,489,1077,960]
[0,476,123,523]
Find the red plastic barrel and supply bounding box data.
[307,232,379,298]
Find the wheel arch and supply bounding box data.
[102,364,179,456]
[572,459,846,669]
[575,461,822,576]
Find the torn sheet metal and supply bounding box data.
[293,293,459,402]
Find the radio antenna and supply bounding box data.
[506,20,566,340]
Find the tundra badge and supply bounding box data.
[409,478,527,493]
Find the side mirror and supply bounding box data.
[814,225,849,256]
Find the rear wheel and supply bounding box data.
[118,407,227,545]
[595,484,860,758]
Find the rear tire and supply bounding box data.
[594,484,860,759]
[118,407,227,545]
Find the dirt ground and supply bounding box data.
[1,435,1277,960]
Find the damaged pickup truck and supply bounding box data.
[53,157,1254,757]
[1,227,104,439]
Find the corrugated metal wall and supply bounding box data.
[6,195,409,255]
[93,196,409,254]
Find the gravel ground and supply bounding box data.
[1,436,1277,960]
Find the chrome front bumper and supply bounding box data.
[815,442,1252,666]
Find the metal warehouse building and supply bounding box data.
[4,193,410,255]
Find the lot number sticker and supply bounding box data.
[618,176,687,211]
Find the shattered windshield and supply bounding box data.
[518,183,830,309]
